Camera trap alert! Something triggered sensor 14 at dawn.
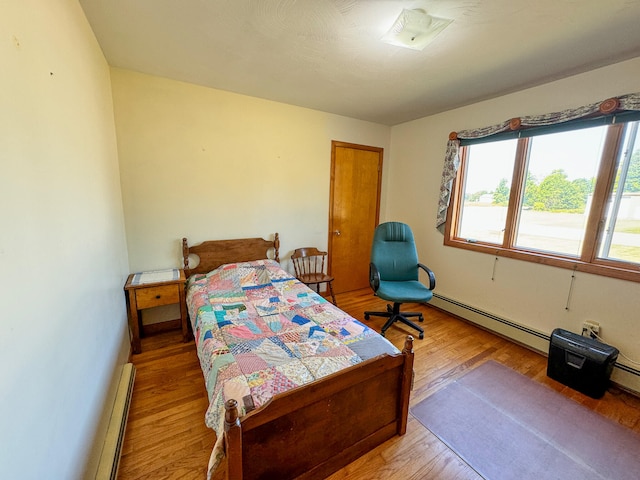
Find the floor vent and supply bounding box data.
[95,363,136,480]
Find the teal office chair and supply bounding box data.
[364,222,436,339]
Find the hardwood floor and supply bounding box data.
[118,289,640,480]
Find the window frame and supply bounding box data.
[444,120,640,283]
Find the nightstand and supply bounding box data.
[124,269,188,354]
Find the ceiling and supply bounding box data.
[79,0,640,126]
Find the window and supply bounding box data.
[457,139,517,245]
[600,123,640,264]
[445,117,640,282]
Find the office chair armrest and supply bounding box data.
[418,263,436,290]
[369,262,380,292]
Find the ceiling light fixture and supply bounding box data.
[382,8,452,51]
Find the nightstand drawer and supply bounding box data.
[135,284,180,309]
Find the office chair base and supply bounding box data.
[364,303,424,339]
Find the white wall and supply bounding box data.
[0,1,130,478]
[111,68,391,276]
[387,57,640,392]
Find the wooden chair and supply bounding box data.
[291,247,337,305]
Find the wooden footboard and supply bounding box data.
[223,336,415,480]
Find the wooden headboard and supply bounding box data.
[182,234,280,277]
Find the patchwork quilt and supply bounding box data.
[186,259,398,477]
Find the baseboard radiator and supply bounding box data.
[95,363,136,480]
[432,293,640,380]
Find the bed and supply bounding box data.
[182,234,414,480]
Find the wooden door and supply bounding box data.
[328,141,383,293]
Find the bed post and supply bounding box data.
[398,335,414,435]
[182,238,190,275]
[224,399,243,480]
[273,233,280,263]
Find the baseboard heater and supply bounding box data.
[432,293,640,379]
[95,363,136,480]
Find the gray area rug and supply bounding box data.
[411,361,640,480]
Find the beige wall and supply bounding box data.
[111,68,391,276]
[0,0,130,478]
[387,57,640,393]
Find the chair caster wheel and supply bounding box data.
[364,314,370,320]
[419,333,424,339]
[380,331,386,337]
[418,316,424,322]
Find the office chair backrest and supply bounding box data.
[370,222,419,282]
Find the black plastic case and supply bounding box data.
[547,328,618,398]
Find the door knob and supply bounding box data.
[334,230,341,236]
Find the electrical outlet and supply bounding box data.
[582,320,600,338]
